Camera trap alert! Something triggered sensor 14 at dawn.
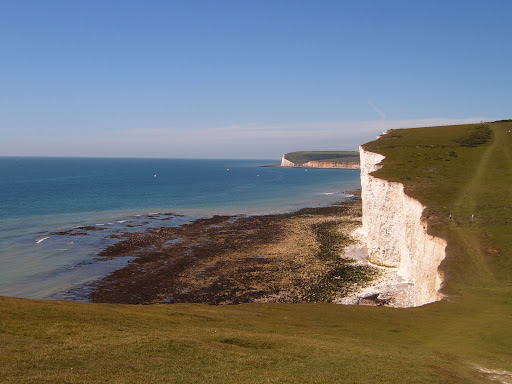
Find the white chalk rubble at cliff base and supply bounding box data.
[336,146,447,308]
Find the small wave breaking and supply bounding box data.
[322,192,355,198]
[36,236,50,244]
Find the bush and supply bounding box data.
[454,125,492,147]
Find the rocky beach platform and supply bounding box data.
[89,195,380,305]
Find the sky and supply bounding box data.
[1,0,510,159]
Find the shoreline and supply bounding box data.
[86,194,382,305]
[1,194,360,301]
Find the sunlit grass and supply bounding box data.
[284,151,360,164]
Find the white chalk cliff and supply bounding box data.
[281,155,296,168]
[280,154,360,169]
[359,146,446,307]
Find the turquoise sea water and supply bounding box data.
[0,157,360,300]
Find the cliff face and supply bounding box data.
[280,155,360,169]
[359,146,446,306]
[281,155,296,167]
[302,160,360,169]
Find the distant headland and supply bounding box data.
[277,151,360,169]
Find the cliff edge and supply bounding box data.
[359,146,446,307]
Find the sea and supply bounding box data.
[0,157,361,301]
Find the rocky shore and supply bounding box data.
[89,195,380,305]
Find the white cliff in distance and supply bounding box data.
[280,154,360,169]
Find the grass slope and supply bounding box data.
[363,122,512,293]
[2,122,512,383]
[284,151,360,164]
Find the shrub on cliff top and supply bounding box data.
[454,125,492,147]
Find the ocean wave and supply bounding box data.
[36,236,50,244]
[322,192,355,198]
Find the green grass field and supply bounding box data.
[1,122,511,383]
[284,151,360,164]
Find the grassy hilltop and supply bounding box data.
[363,121,512,295]
[2,122,512,383]
[284,151,360,164]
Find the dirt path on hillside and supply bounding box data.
[450,124,512,285]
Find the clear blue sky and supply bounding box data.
[1,0,510,158]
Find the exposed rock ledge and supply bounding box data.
[281,155,360,169]
[340,147,446,307]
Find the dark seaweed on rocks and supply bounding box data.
[52,226,106,236]
[89,196,378,305]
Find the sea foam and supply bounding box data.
[36,236,50,244]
